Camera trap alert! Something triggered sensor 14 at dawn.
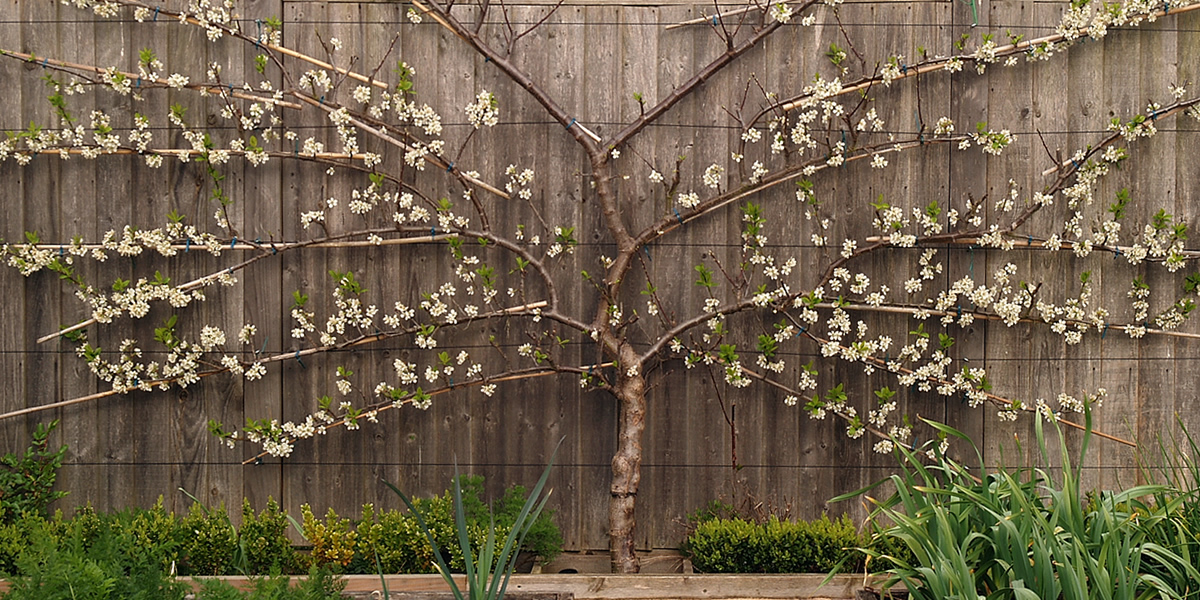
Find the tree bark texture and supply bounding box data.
[608,345,646,573]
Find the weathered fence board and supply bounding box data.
[1,0,1199,554]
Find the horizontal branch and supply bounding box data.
[819,301,1200,342]
[635,134,965,249]
[24,235,458,253]
[864,233,1200,262]
[789,324,1136,447]
[111,0,395,92]
[292,92,512,199]
[241,358,614,464]
[755,2,1200,125]
[9,301,550,422]
[36,227,461,344]
[0,48,302,109]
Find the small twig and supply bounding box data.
[666,0,808,30]
[0,49,302,109]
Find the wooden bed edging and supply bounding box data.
[188,573,895,599]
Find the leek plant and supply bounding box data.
[836,412,1200,599]
[384,444,557,600]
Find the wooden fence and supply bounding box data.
[1,0,1199,553]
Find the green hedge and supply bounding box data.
[0,477,560,579]
[304,475,562,574]
[682,514,868,573]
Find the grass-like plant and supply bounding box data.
[836,411,1200,600]
[384,444,558,600]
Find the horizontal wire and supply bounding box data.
[55,461,1154,469]
[0,243,1189,253]
[7,17,1200,32]
[5,121,1194,136]
[0,349,1193,361]
[1,347,1195,357]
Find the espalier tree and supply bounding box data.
[3,0,1200,573]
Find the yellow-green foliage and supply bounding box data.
[302,500,519,575]
[301,504,356,568]
[352,503,435,574]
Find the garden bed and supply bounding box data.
[183,574,887,600]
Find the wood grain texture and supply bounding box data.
[0,0,1197,553]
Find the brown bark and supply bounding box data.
[608,345,646,573]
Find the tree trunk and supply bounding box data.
[609,351,646,573]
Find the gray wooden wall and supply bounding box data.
[1,0,1198,552]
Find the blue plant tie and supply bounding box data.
[59,246,64,256]
[566,117,577,130]
[1150,109,1159,121]
[673,207,684,225]
[185,238,191,252]
[431,227,436,240]
[258,336,268,355]
[900,63,908,74]
[1101,323,1109,339]
[293,140,299,155]
[643,246,651,261]
[318,95,325,105]
[797,326,807,334]
[446,162,454,173]
[136,76,142,88]
[1164,1,1170,13]
[712,15,718,25]
[271,244,278,255]
[231,236,237,248]
[153,6,160,20]
[957,305,962,318]
[254,20,262,48]
[295,350,305,368]
[1028,235,1033,246]
[484,56,491,63]
[1113,247,1122,259]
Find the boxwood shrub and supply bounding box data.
[682,514,868,573]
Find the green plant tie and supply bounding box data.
[960,0,978,26]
